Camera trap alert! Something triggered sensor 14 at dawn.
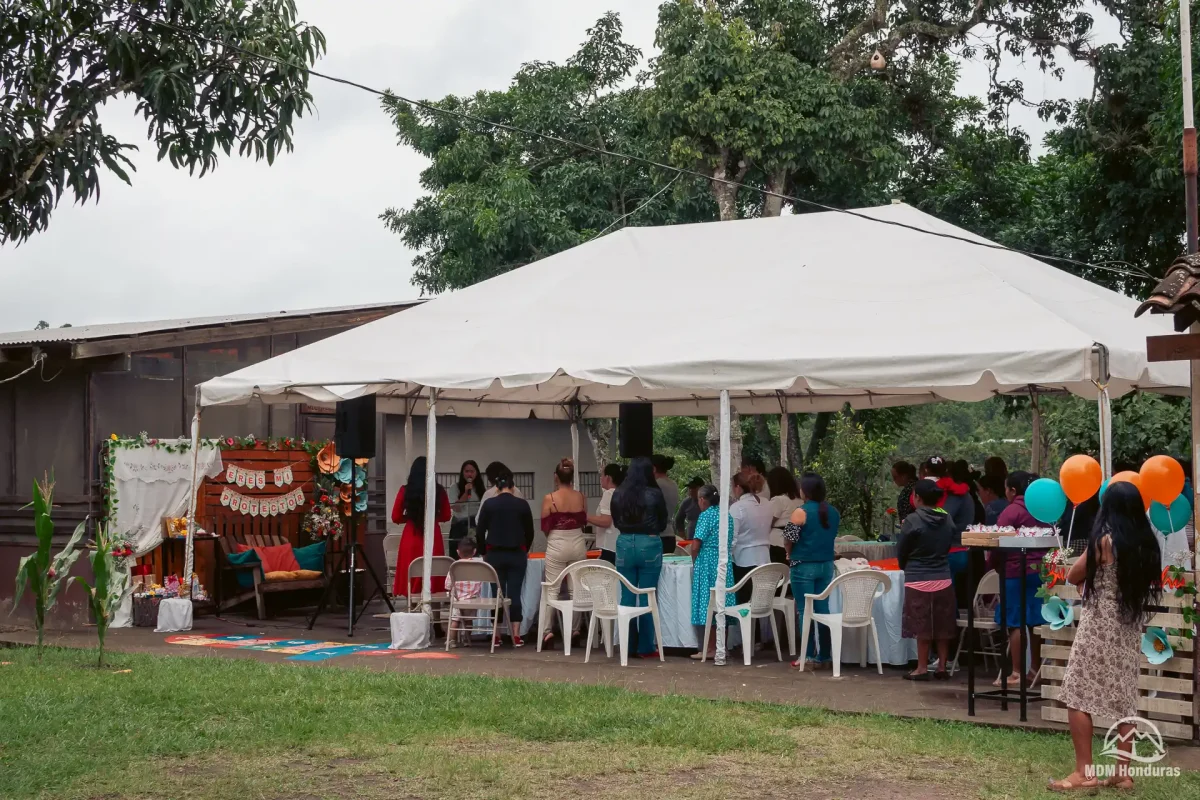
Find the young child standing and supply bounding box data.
[898,479,957,681]
[1050,481,1162,792]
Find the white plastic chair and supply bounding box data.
[799,569,892,678]
[949,569,1003,675]
[576,563,664,667]
[772,576,797,657]
[444,560,512,654]
[702,563,789,665]
[537,559,603,656]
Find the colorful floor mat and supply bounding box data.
[165,633,458,661]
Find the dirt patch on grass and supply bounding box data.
[66,735,997,800]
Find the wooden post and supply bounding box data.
[1184,0,1198,252]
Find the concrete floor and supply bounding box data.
[4,602,1199,771]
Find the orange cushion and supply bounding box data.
[254,543,300,573]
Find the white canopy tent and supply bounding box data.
[189,203,1188,661]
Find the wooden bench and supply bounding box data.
[212,518,328,619]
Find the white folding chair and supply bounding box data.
[576,563,664,667]
[772,575,797,657]
[537,559,603,656]
[949,569,1003,675]
[407,556,454,619]
[799,569,892,678]
[702,563,789,665]
[444,560,512,654]
[383,534,401,598]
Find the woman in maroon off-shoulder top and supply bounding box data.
[539,458,588,647]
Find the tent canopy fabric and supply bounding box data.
[199,204,1187,417]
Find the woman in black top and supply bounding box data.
[610,456,668,657]
[475,470,534,647]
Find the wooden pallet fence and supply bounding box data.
[1039,571,1197,741]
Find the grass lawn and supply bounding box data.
[0,647,1196,799]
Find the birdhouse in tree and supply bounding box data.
[870,50,886,70]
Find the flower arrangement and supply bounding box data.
[1035,548,1070,599]
[302,486,345,541]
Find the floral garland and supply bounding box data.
[101,432,326,528]
[1165,564,1198,641]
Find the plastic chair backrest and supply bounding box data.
[830,570,890,624]
[836,550,869,562]
[746,563,789,614]
[446,559,500,591]
[837,535,863,542]
[561,559,596,605]
[382,534,401,565]
[575,563,622,615]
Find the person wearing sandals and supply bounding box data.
[987,470,1048,687]
[1049,481,1162,793]
[782,473,840,670]
[687,484,735,660]
[898,479,957,681]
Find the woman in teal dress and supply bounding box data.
[689,485,735,659]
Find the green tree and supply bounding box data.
[812,413,896,537]
[1,0,325,243]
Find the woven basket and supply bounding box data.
[132,595,162,627]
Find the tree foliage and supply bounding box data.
[1,0,325,243]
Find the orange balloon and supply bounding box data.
[1140,455,1185,507]
[1059,454,1103,504]
[1110,471,1150,510]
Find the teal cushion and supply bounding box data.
[293,541,326,572]
[227,549,261,589]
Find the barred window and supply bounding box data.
[578,471,602,498]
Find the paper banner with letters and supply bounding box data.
[225,465,292,489]
[220,486,304,516]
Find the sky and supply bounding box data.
[0,1,1119,331]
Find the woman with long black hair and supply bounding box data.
[1049,482,1163,792]
[783,472,841,669]
[611,456,668,658]
[391,456,452,597]
[448,459,485,551]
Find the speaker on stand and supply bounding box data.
[307,395,394,636]
[619,402,653,458]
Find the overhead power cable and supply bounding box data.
[136,16,1155,284]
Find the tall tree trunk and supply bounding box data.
[761,168,786,217]
[710,146,748,222]
[707,411,742,488]
[804,411,833,466]
[783,413,804,472]
[752,415,779,467]
[585,418,614,469]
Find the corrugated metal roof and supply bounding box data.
[0,300,423,347]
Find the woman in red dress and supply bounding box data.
[391,456,451,597]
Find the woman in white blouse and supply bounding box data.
[766,466,802,564]
[729,471,773,603]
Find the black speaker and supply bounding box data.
[618,402,653,458]
[334,395,376,459]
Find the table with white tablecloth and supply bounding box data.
[824,568,915,665]
[833,540,897,561]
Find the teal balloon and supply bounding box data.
[1149,494,1190,534]
[1099,478,1110,499]
[1025,478,1068,524]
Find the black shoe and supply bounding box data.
[933,671,949,681]
[904,671,931,682]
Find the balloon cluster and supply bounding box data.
[1023,453,1192,536]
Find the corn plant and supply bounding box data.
[11,474,86,661]
[73,523,133,668]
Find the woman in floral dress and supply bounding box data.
[1050,481,1162,792]
[689,485,735,659]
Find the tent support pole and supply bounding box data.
[182,385,202,600]
[1096,345,1113,480]
[421,388,438,618]
[403,403,414,473]
[715,390,731,666]
[569,401,581,490]
[1029,389,1043,474]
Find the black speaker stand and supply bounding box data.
[307,501,393,637]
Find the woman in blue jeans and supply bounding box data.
[610,456,669,657]
[782,473,841,669]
